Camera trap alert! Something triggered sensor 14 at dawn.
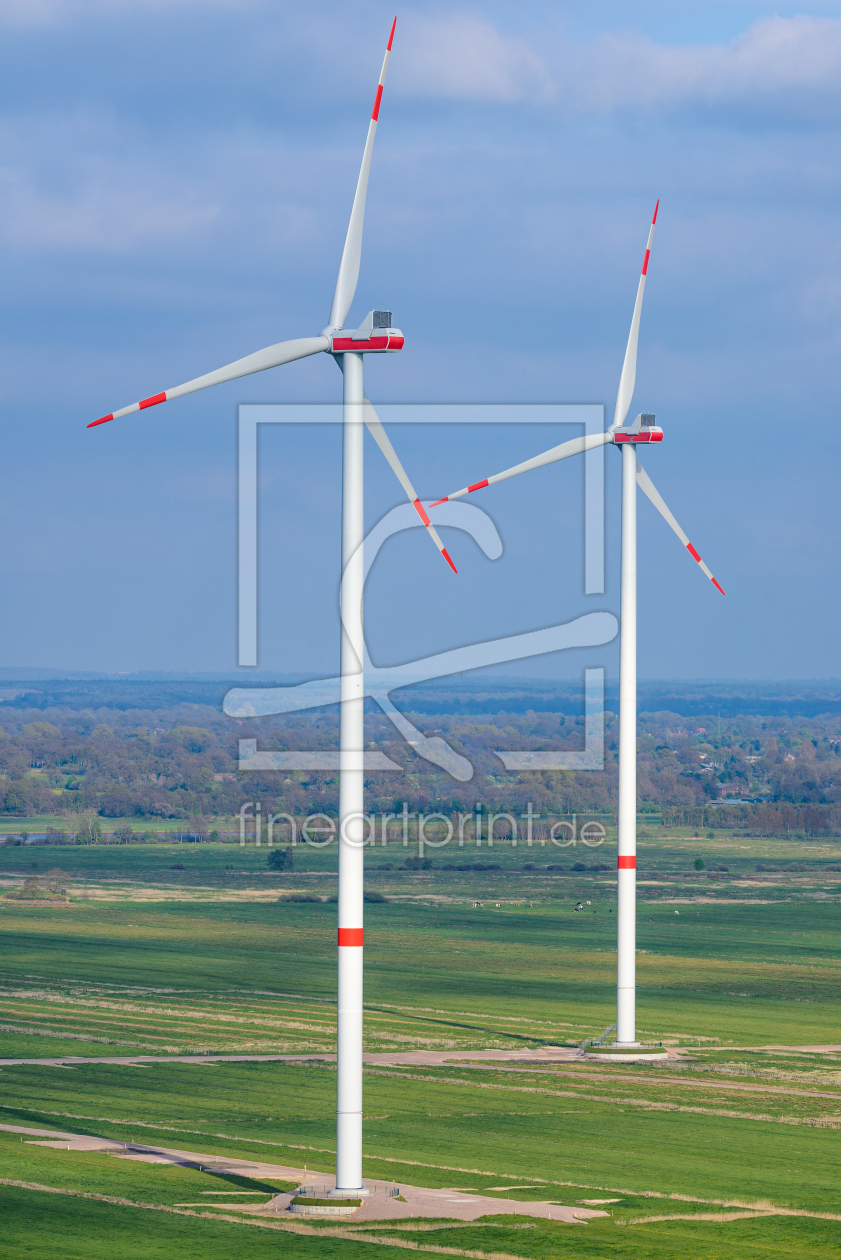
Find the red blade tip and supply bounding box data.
[652,198,659,225]
[712,578,725,595]
[429,496,447,508]
[442,548,457,574]
[387,16,396,49]
[88,414,113,428]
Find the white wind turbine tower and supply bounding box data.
[430,202,724,1047]
[89,19,452,1195]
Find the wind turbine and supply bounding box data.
[88,19,449,1195]
[430,202,724,1046]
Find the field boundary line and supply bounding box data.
[628,1208,841,1225]
[0,989,337,1032]
[462,1064,841,1101]
[360,1069,841,1129]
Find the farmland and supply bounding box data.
[1,827,840,1259]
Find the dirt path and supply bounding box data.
[0,1121,604,1224]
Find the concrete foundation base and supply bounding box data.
[290,1201,360,1216]
[584,1048,669,1062]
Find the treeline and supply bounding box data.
[1,825,225,845]
[662,804,841,835]
[0,718,240,820]
[0,698,840,829]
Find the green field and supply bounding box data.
[1,832,840,1258]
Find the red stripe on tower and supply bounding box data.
[652,198,659,225]
[686,543,701,563]
[338,928,363,947]
[386,16,396,50]
[441,548,457,574]
[641,249,651,277]
[371,84,384,121]
[617,856,637,869]
[468,479,489,494]
[139,392,166,410]
[413,498,431,527]
[88,414,113,429]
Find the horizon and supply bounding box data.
[0,670,840,686]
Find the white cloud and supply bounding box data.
[0,166,217,251]
[561,16,841,121]
[397,14,551,104]
[312,11,841,121]
[0,113,219,252]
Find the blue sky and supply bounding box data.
[0,0,839,682]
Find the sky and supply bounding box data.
[0,0,839,684]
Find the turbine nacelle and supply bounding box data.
[613,412,663,445]
[328,310,404,354]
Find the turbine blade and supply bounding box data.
[328,18,396,331]
[363,393,457,572]
[610,200,659,432]
[430,431,612,505]
[636,461,724,594]
[88,336,328,428]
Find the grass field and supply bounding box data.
[1,830,840,1258]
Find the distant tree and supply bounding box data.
[75,817,101,844]
[45,868,69,895]
[267,847,294,871]
[174,727,216,755]
[2,782,29,815]
[694,857,705,870]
